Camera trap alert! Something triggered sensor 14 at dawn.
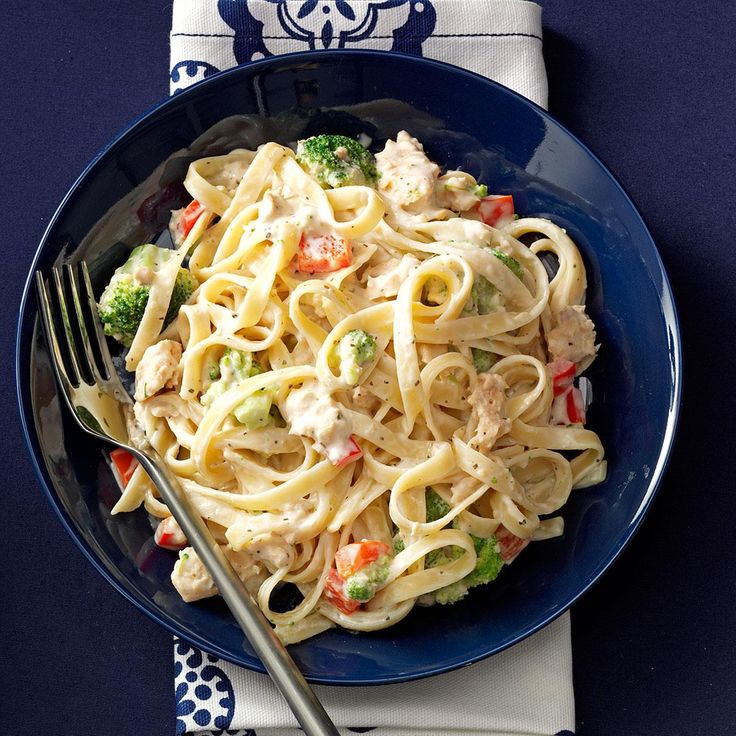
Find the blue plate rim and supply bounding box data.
[15,49,683,685]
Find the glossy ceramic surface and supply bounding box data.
[16,51,681,685]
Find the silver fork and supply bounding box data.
[35,261,339,736]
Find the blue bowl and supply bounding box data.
[16,50,681,685]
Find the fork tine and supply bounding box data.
[35,271,76,390]
[66,262,105,385]
[80,261,132,403]
[79,262,113,380]
[51,266,90,385]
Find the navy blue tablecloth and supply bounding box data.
[2,2,735,734]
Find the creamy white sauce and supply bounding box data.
[436,172,481,212]
[246,533,291,569]
[547,305,597,365]
[171,546,263,602]
[282,380,354,464]
[171,547,218,602]
[376,131,439,212]
[134,339,182,402]
[467,373,511,451]
[375,132,482,231]
[550,393,571,425]
[259,186,315,232]
[337,338,362,384]
[365,253,420,299]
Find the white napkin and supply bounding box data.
[175,615,573,735]
[171,2,571,734]
[170,0,547,107]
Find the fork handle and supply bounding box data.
[133,451,340,736]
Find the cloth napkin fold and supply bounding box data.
[175,615,574,736]
[170,0,547,107]
[171,2,569,734]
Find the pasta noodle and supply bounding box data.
[109,131,606,643]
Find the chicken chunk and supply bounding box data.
[124,403,150,451]
[375,131,439,211]
[435,172,482,212]
[247,533,292,571]
[171,547,218,602]
[546,306,598,366]
[365,253,419,299]
[134,339,182,402]
[282,381,355,464]
[467,373,511,452]
[171,546,262,603]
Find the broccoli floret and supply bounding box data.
[206,356,221,381]
[202,348,262,401]
[168,270,198,321]
[471,347,497,373]
[424,535,468,605]
[462,275,498,316]
[474,183,488,198]
[344,578,373,602]
[201,349,273,427]
[296,134,378,189]
[334,329,377,384]
[423,488,505,604]
[98,280,149,345]
[458,249,522,318]
[97,244,197,346]
[465,534,504,587]
[473,276,497,314]
[392,533,406,555]
[490,248,524,280]
[426,544,463,568]
[425,488,451,522]
[232,387,277,429]
[434,581,469,605]
[344,329,377,364]
[344,554,391,602]
[426,534,504,605]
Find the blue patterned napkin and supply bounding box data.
[170,2,571,734]
[170,0,547,106]
[175,615,574,735]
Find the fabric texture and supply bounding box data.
[170,2,568,734]
[170,0,547,107]
[175,615,574,735]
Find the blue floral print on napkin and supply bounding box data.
[218,0,436,62]
[175,639,237,734]
[175,636,576,736]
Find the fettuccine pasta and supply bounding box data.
[103,131,606,644]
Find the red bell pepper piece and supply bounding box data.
[566,386,586,424]
[334,540,392,579]
[323,568,361,614]
[110,448,138,488]
[333,436,363,468]
[495,525,530,563]
[550,380,586,426]
[154,516,188,550]
[180,200,206,237]
[547,358,577,397]
[477,195,515,227]
[297,234,352,273]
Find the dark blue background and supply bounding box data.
[2,2,734,734]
